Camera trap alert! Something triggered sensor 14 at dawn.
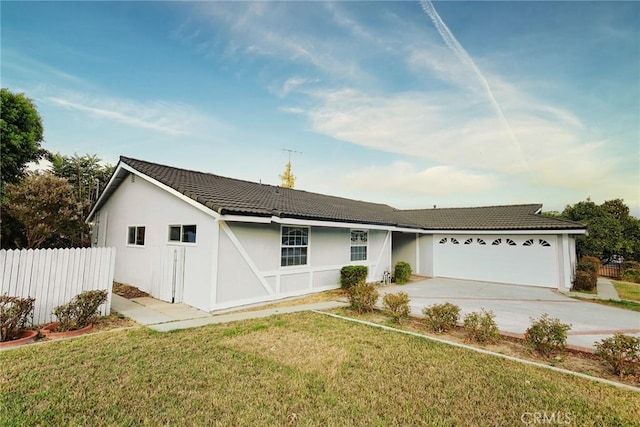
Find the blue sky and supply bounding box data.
[2,1,639,215]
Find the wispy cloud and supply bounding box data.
[346,162,497,196]
[44,91,227,137]
[419,0,527,170]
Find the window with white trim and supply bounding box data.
[281,226,308,266]
[350,230,368,261]
[127,226,145,246]
[168,224,197,243]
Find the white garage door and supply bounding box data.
[433,234,559,288]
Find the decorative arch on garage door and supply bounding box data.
[433,235,558,288]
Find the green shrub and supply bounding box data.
[422,303,460,333]
[621,260,640,272]
[621,269,640,284]
[463,309,500,344]
[573,270,597,292]
[594,333,640,377]
[53,290,108,332]
[393,261,412,285]
[340,265,369,289]
[347,283,379,314]
[0,295,35,342]
[578,256,601,273]
[524,314,571,356]
[382,292,411,324]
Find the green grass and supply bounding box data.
[1,312,639,426]
[613,280,640,302]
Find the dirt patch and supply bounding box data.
[222,328,347,376]
[93,312,136,331]
[330,308,640,388]
[113,282,149,299]
[230,289,347,314]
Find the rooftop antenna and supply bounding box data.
[280,148,301,189]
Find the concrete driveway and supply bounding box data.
[378,278,640,351]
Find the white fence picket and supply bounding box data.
[0,248,116,325]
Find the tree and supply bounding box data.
[3,173,82,249]
[279,162,295,188]
[0,88,45,191]
[48,153,114,246]
[49,152,114,206]
[561,198,639,262]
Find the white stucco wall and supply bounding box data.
[213,223,391,310]
[95,174,215,311]
[417,235,434,277]
[392,232,417,272]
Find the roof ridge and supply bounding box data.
[399,203,542,213]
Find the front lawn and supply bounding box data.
[1,312,638,425]
[613,280,640,302]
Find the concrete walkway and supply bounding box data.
[111,294,349,332]
[377,278,640,351]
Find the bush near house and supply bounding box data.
[594,333,640,378]
[340,265,369,289]
[573,270,597,292]
[53,290,108,332]
[347,282,379,314]
[463,309,500,344]
[393,261,412,285]
[0,295,35,342]
[382,292,411,324]
[422,302,460,333]
[573,256,599,292]
[524,314,571,356]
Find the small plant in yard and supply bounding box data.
[348,282,379,314]
[573,270,597,292]
[382,292,411,324]
[594,333,640,378]
[393,261,412,285]
[340,265,369,289]
[573,255,599,292]
[53,289,108,332]
[422,302,460,333]
[0,295,35,342]
[463,309,500,344]
[524,314,571,356]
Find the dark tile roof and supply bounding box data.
[118,157,416,228]
[398,205,586,230]
[99,156,585,231]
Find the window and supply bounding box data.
[127,226,145,246]
[464,238,473,245]
[506,239,516,246]
[477,238,486,245]
[281,226,308,266]
[350,230,368,261]
[523,239,534,246]
[539,239,551,247]
[451,238,459,244]
[439,238,448,244]
[492,239,502,246]
[168,224,197,243]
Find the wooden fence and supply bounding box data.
[598,263,621,279]
[0,247,116,325]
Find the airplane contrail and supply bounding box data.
[420,0,528,170]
